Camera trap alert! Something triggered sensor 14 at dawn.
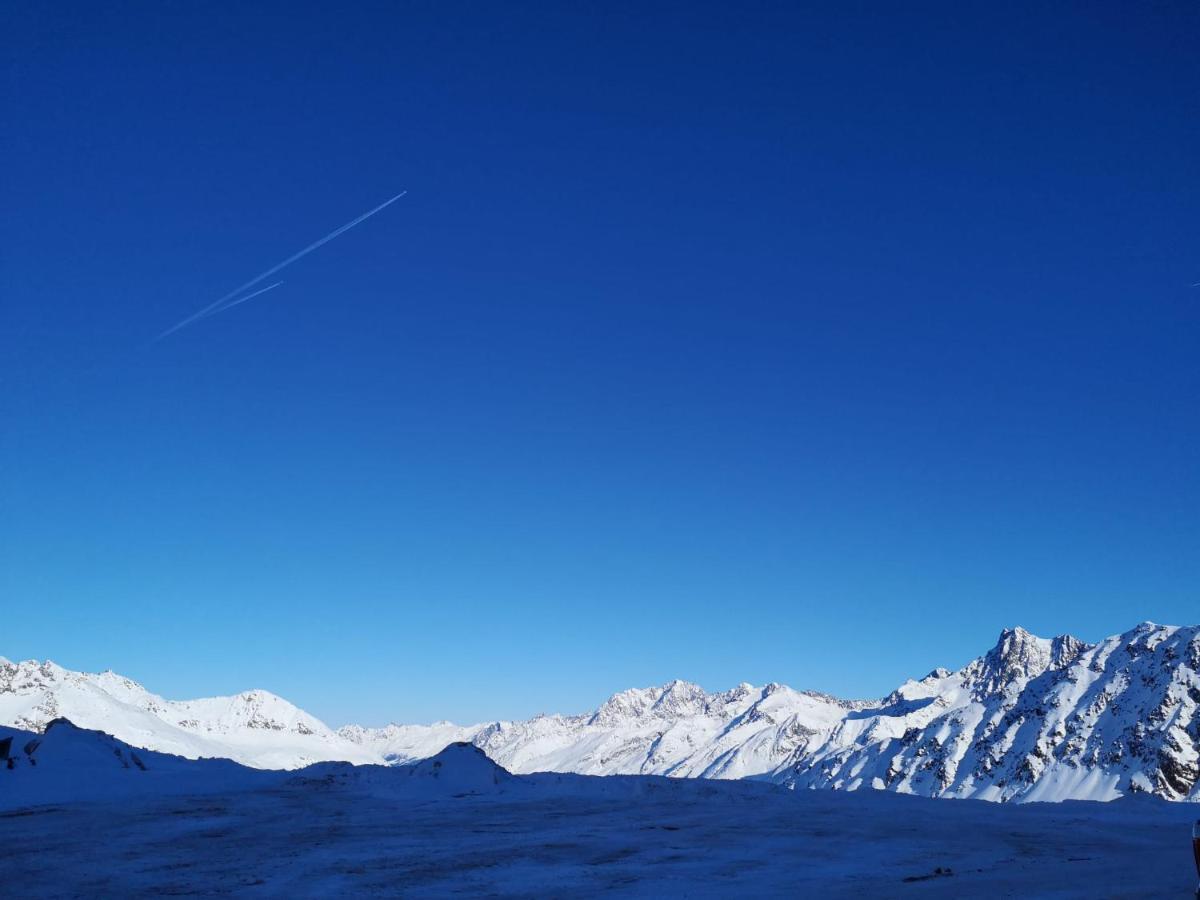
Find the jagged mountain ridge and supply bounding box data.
[341,680,868,781]
[341,622,1200,802]
[4,621,1199,802]
[785,622,1200,802]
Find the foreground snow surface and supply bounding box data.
[2,729,1198,897]
[3,780,1197,897]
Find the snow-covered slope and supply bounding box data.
[787,622,1200,802]
[0,659,377,769]
[337,720,479,765]
[294,741,518,801]
[344,622,1200,803]
[515,682,863,779]
[0,719,276,808]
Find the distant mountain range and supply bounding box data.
[4,621,1198,802]
[0,659,376,769]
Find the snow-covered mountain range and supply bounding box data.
[5,621,1199,802]
[0,658,376,769]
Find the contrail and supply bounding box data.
[153,190,407,341]
[193,280,285,321]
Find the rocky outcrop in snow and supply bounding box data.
[785,622,1200,802]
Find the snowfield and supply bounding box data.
[1,722,1198,898]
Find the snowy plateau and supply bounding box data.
[4,622,1200,897]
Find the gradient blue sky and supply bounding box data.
[3,2,1197,726]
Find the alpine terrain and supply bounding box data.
[0,658,376,769]
[344,622,1200,803]
[5,621,1200,803]
[5,717,1197,896]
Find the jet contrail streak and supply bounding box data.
[153,190,407,341]
[193,281,285,321]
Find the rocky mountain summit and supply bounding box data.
[782,623,1200,801]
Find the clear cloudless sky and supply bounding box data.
[2,1,1197,726]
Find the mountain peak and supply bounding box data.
[589,680,708,725]
[995,625,1041,646]
[0,658,378,769]
[963,626,1085,696]
[653,679,706,705]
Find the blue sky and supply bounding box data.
[3,2,1197,726]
